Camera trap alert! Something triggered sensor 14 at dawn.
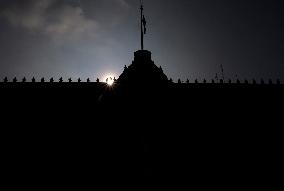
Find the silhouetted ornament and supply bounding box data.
[178,79,181,84]
[4,77,8,83]
[261,79,265,85]
[228,79,232,84]
[269,79,273,85]
[50,78,54,83]
[159,66,163,72]
[78,78,81,83]
[22,77,26,83]
[186,79,190,84]
[211,79,215,84]
[220,79,224,84]
[96,78,100,83]
[277,79,281,85]
[195,79,198,84]
[41,78,45,83]
[203,79,207,84]
[13,77,17,83]
[237,79,240,84]
[123,65,129,74]
[68,78,72,83]
[215,73,219,81]
[252,79,257,85]
[32,77,36,83]
[169,78,173,83]
[59,77,63,83]
[244,79,249,84]
[87,78,90,83]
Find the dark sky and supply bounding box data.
[0,0,283,82]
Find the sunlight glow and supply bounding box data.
[107,78,114,86]
[103,74,116,86]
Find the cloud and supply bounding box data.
[0,0,132,79]
[0,0,129,40]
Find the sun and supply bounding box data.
[107,78,114,86]
[103,74,116,86]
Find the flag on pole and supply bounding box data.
[142,15,147,34]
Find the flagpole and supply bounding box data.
[140,0,144,50]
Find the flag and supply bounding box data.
[142,15,147,34]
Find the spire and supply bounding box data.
[140,0,147,50]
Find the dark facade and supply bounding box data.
[0,50,283,188]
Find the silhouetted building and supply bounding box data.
[0,1,283,186]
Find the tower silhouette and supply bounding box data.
[117,0,168,85]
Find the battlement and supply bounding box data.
[0,76,282,85]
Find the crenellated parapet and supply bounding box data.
[0,76,282,85]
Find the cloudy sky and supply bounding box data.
[0,0,283,82]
